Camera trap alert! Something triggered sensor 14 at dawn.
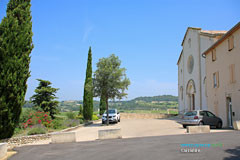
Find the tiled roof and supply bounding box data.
[200,30,227,35]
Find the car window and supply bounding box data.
[200,111,207,116]
[108,110,116,114]
[206,111,215,117]
[184,111,197,116]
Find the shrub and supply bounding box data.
[51,119,64,129]
[66,112,75,119]
[27,127,46,135]
[64,119,79,127]
[14,127,24,135]
[22,111,52,128]
[76,114,84,120]
[92,114,99,121]
[19,108,35,125]
[79,119,84,124]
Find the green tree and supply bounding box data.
[30,79,59,119]
[0,0,34,139]
[93,54,130,124]
[99,94,107,115]
[83,47,93,120]
[79,104,83,116]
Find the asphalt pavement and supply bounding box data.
[10,131,240,160]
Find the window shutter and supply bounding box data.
[228,35,234,51]
[212,49,216,61]
[231,36,234,49]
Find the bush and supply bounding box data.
[14,127,24,135]
[27,127,46,135]
[64,119,79,127]
[51,119,64,129]
[92,114,99,121]
[79,119,84,124]
[66,112,75,119]
[22,111,52,128]
[76,114,84,120]
[19,108,35,125]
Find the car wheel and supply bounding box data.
[216,122,222,129]
[199,121,204,126]
[118,118,120,122]
[183,125,187,128]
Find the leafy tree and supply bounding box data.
[93,54,130,124]
[99,94,107,115]
[83,47,93,120]
[30,79,59,119]
[0,0,34,139]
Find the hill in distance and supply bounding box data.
[24,95,178,112]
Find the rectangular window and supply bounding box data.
[212,49,216,61]
[228,35,234,51]
[213,72,219,88]
[229,64,236,84]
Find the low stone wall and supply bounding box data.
[120,113,169,119]
[0,143,7,159]
[98,129,122,140]
[187,125,210,134]
[0,134,51,150]
[233,121,240,130]
[0,121,95,150]
[51,132,76,143]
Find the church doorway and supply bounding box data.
[186,79,196,111]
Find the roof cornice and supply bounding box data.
[202,22,240,57]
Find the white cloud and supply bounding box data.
[82,26,93,43]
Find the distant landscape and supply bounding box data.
[24,95,178,114]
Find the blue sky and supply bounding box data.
[0,0,239,101]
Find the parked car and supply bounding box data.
[181,110,222,129]
[102,109,120,124]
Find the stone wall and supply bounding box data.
[0,134,51,150]
[120,113,169,119]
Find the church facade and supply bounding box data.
[177,27,226,114]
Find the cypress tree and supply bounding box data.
[0,0,34,139]
[79,104,83,116]
[83,47,93,120]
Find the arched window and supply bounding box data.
[180,86,183,100]
[188,38,191,48]
[187,55,194,74]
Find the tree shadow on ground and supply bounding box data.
[224,146,240,160]
[85,123,118,128]
[155,116,182,124]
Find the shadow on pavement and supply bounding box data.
[224,146,240,160]
[85,123,118,128]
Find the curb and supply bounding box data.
[0,143,7,160]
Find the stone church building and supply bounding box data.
[177,27,226,114]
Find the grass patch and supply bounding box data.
[27,127,46,135]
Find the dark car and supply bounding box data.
[181,110,222,129]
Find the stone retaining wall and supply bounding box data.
[0,134,51,150]
[120,113,170,119]
[0,121,95,150]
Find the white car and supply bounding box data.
[102,109,120,124]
